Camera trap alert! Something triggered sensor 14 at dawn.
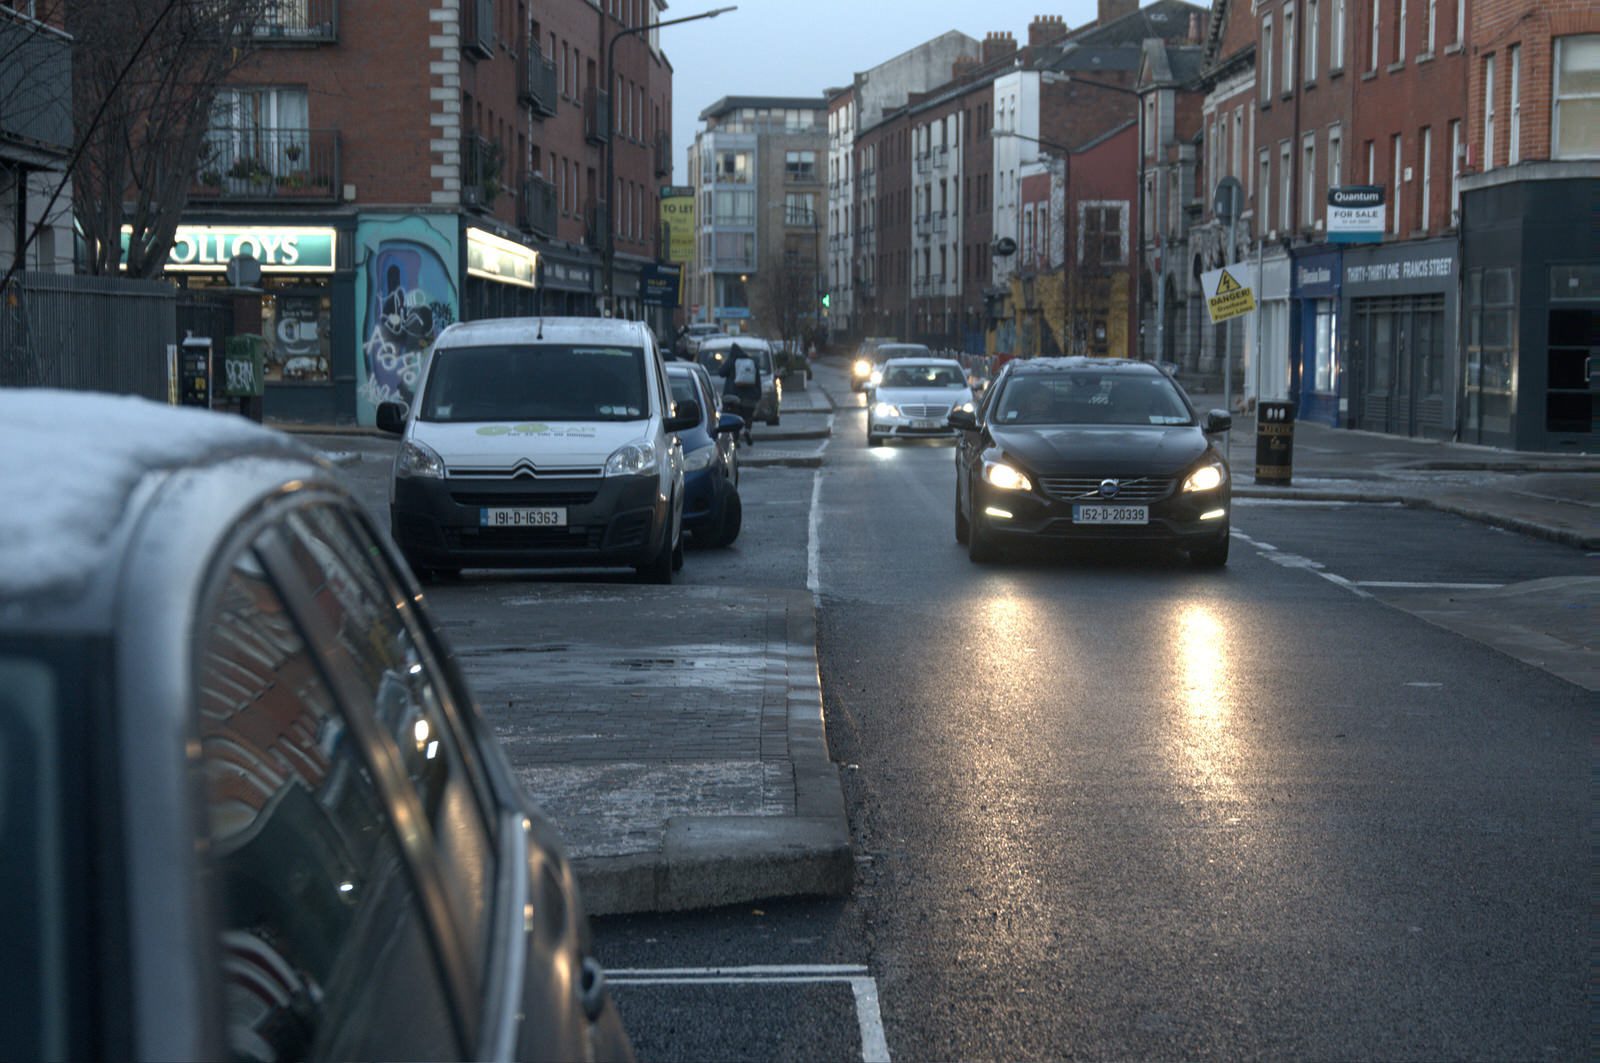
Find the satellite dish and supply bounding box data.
[992,236,1018,257]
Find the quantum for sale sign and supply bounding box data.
[1327,186,1385,244]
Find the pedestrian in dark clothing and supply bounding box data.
[721,343,760,446]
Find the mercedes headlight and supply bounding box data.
[869,369,883,386]
[396,439,445,479]
[954,401,975,414]
[982,460,1032,492]
[1182,462,1228,492]
[682,444,715,472]
[605,441,659,477]
[873,402,901,418]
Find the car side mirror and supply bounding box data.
[376,401,408,435]
[673,398,702,426]
[1203,409,1232,434]
[665,408,699,435]
[716,412,745,435]
[948,409,979,432]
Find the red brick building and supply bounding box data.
[167,0,674,425]
[1455,0,1599,449]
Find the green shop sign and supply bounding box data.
[122,225,338,273]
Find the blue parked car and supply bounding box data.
[666,361,744,547]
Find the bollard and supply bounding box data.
[1255,401,1295,484]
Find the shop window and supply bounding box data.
[261,287,332,383]
[1465,268,1515,440]
[1312,299,1337,392]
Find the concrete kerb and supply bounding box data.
[573,590,851,916]
[1233,484,1599,551]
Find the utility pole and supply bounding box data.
[602,6,736,317]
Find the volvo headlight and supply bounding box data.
[396,439,445,479]
[982,460,1032,492]
[605,441,659,477]
[682,444,715,471]
[873,402,901,418]
[853,359,872,377]
[1182,462,1228,492]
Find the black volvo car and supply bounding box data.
[950,358,1234,566]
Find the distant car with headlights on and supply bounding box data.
[850,337,896,391]
[950,357,1233,566]
[860,343,934,395]
[667,361,744,546]
[867,357,975,446]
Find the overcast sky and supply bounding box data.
[663,0,1112,183]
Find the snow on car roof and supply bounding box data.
[0,389,309,601]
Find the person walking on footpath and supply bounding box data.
[721,342,760,446]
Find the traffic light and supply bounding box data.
[820,291,831,309]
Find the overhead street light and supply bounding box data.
[602,6,737,317]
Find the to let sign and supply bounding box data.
[1327,186,1386,244]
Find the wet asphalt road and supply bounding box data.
[326,381,1592,1059]
[593,374,1592,1062]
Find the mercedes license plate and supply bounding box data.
[480,507,567,528]
[913,418,943,429]
[1073,504,1148,525]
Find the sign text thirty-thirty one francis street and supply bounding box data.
[1326,185,1386,244]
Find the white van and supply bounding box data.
[377,317,698,583]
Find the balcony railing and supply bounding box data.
[585,88,610,144]
[193,127,341,202]
[931,145,952,170]
[462,0,493,59]
[460,132,504,211]
[914,151,931,175]
[251,0,338,42]
[519,174,557,237]
[654,131,671,178]
[519,42,558,117]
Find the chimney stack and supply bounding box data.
[981,30,1018,65]
[952,55,980,81]
[1097,0,1137,25]
[1028,14,1069,48]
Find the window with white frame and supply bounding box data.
[1279,141,1292,231]
[1366,138,1375,181]
[1303,134,1317,227]
[1449,119,1462,223]
[1308,0,1320,81]
[1079,202,1127,265]
[1333,0,1346,67]
[1396,0,1407,62]
[1508,45,1520,163]
[1233,110,1244,179]
[1283,4,1297,93]
[1553,36,1600,158]
[1483,55,1495,169]
[1420,126,1432,231]
[1425,0,1436,53]
[1329,125,1343,192]
[1262,16,1275,102]
[1391,132,1402,233]
[1259,149,1271,225]
[1454,0,1465,45]
[1369,0,1380,71]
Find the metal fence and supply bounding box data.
[0,272,177,398]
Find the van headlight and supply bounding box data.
[1182,462,1228,492]
[605,441,659,477]
[396,439,445,479]
[682,444,715,471]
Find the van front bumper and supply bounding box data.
[391,473,667,570]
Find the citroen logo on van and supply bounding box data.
[1099,479,1120,498]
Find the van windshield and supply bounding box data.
[419,344,648,422]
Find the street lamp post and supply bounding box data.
[603,6,736,318]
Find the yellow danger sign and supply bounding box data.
[1202,265,1257,323]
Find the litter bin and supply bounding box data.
[1255,401,1295,484]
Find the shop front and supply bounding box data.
[1340,238,1458,439]
[1290,247,1342,426]
[461,224,539,321]
[151,221,355,424]
[641,262,682,341]
[537,250,599,317]
[1460,171,1597,452]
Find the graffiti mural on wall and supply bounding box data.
[355,216,459,423]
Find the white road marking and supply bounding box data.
[608,964,890,1063]
[1230,530,1374,598]
[805,417,833,606]
[1355,580,1506,590]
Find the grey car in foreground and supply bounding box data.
[0,390,632,1062]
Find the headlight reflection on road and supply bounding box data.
[1173,603,1241,802]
